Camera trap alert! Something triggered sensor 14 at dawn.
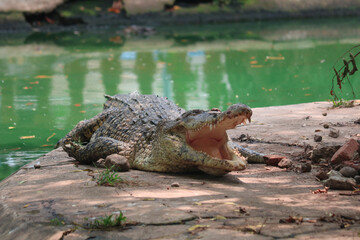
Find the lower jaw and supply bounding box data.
[198,166,230,176]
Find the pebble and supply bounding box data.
[34,162,41,169]
[278,158,293,168]
[315,170,328,181]
[171,182,180,187]
[104,154,130,172]
[322,112,327,116]
[323,176,356,190]
[354,175,360,184]
[323,123,330,129]
[264,155,285,166]
[314,135,322,142]
[339,166,358,178]
[300,162,312,173]
[328,129,339,138]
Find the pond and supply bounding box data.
[1,18,360,181]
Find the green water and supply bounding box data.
[1,19,360,181]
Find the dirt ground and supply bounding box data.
[0,101,359,240]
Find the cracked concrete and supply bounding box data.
[0,101,359,239]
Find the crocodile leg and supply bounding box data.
[63,137,130,164]
[55,109,115,148]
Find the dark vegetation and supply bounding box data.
[331,45,359,105]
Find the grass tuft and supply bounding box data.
[95,165,123,186]
[85,212,126,229]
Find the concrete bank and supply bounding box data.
[0,101,359,239]
[2,0,360,32]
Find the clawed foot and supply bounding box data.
[63,140,83,159]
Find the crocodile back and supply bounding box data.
[92,93,185,144]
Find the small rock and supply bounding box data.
[300,162,312,173]
[354,175,360,184]
[171,182,180,187]
[329,129,339,138]
[104,154,130,172]
[322,112,327,116]
[315,171,328,181]
[34,162,41,169]
[278,158,293,168]
[264,155,286,166]
[323,176,356,190]
[355,118,360,124]
[327,170,343,178]
[331,138,359,165]
[314,135,322,142]
[302,123,307,127]
[339,166,358,178]
[310,142,341,163]
[323,123,330,129]
[342,161,360,173]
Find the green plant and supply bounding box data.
[50,217,65,226]
[331,98,354,108]
[85,212,126,229]
[95,165,123,186]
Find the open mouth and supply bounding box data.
[185,114,251,160]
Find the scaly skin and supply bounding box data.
[56,92,260,176]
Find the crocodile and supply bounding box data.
[56,92,263,176]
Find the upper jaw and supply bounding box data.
[180,104,252,131]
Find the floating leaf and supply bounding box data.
[34,75,52,79]
[80,110,86,113]
[7,106,12,108]
[20,135,35,139]
[25,102,34,106]
[251,65,264,68]
[194,202,202,206]
[23,204,30,208]
[8,126,15,129]
[224,202,236,205]
[304,94,311,96]
[46,133,56,142]
[250,60,258,64]
[265,56,285,61]
[109,36,123,44]
[41,144,53,147]
[19,180,27,184]
[23,86,32,90]
[8,147,21,151]
[30,81,39,85]
[74,103,81,107]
